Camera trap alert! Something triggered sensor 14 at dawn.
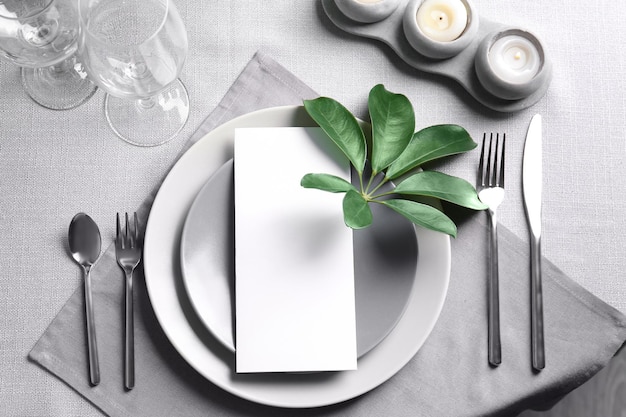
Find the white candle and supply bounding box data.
[416,0,468,42]
[474,29,550,100]
[488,35,540,84]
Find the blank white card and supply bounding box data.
[234,127,357,373]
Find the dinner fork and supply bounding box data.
[477,133,505,367]
[116,212,141,390]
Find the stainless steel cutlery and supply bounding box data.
[68,213,102,386]
[477,115,546,370]
[522,114,545,371]
[116,212,142,390]
[69,212,143,387]
[477,133,506,367]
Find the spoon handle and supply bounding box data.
[84,266,100,385]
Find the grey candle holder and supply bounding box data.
[322,0,553,113]
[403,0,479,59]
[474,28,551,101]
[335,0,402,23]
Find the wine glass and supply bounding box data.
[0,0,97,110]
[77,0,189,147]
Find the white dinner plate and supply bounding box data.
[180,158,420,358]
[144,105,451,408]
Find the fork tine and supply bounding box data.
[124,212,132,249]
[493,133,500,187]
[487,133,494,186]
[116,212,122,248]
[133,212,139,248]
[499,134,506,188]
[478,133,486,187]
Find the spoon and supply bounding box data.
[69,213,102,386]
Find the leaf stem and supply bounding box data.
[370,190,395,200]
[364,170,377,194]
[368,176,390,196]
[357,171,364,192]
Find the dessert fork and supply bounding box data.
[115,212,141,389]
[477,133,505,367]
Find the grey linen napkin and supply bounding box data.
[29,52,626,417]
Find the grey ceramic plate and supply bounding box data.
[180,158,419,358]
[144,105,450,408]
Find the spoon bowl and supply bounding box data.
[69,213,101,267]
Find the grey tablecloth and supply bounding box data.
[28,52,626,417]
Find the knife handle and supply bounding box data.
[530,234,545,370]
[487,211,502,367]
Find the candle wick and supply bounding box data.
[514,52,522,60]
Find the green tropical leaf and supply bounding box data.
[386,125,477,179]
[394,171,487,210]
[342,189,373,229]
[301,173,356,193]
[382,199,457,237]
[368,84,415,174]
[303,97,367,174]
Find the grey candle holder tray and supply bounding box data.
[323,0,553,113]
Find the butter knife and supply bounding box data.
[522,114,545,371]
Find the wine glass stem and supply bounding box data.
[136,97,156,111]
[51,58,74,73]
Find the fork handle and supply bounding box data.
[84,266,100,385]
[488,210,502,366]
[530,235,545,370]
[125,270,135,390]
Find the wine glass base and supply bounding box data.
[21,65,98,111]
[104,79,190,147]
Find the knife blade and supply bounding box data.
[522,114,545,371]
